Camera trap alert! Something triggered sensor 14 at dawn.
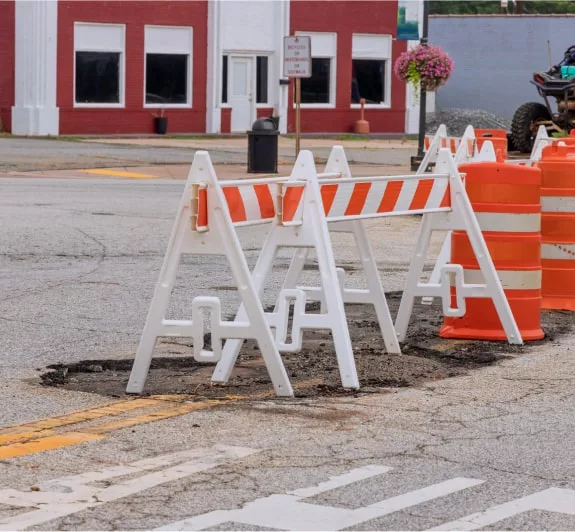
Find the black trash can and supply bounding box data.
[247,118,279,173]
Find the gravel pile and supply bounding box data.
[426,108,512,137]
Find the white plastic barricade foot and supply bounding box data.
[126,151,294,397]
[279,146,401,355]
[395,148,523,345]
[212,150,360,390]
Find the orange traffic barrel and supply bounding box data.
[571,129,575,137]
[538,143,575,310]
[475,129,508,160]
[440,161,543,341]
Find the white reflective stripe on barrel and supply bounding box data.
[541,196,575,213]
[455,269,541,290]
[542,243,575,260]
[474,212,541,232]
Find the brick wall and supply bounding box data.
[0,0,14,133]
[57,1,208,134]
[289,0,407,134]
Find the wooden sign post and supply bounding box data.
[283,35,312,157]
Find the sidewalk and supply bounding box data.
[78,135,418,152]
[6,162,411,181]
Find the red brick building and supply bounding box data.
[1,0,422,136]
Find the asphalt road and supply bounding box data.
[1,177,574,531]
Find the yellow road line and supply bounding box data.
[0,433,105,460]
[0,379,324,459]
[0,431,56,445]
[83,400,231,434]
[0,398,161,437]
[81,169,157,179]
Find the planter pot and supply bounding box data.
[155,117,168,135]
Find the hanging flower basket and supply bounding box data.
[394,44,454,100]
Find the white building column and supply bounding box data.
[206,0,222,134]
[275,0,290,135]
[12,0,59,136]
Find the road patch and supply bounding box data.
[39,292,574,400]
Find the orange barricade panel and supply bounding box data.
[440,161,543,341]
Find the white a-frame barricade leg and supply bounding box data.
[394,148,523,346]
[422,126,484,306]
[126,151,293,397]
[212,150,360,390]
[278,145,401,355]
[419,124,448,173]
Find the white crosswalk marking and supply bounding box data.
[157,467,484,531]
[0,445,258,532]
[428,487,575,531]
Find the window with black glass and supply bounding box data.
[297,58,331,104]
[256,56,268,104]
[75,51,121,104]
[145,53,189,105]
[351,59,386,104]
[222,55,228,103]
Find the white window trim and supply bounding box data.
[143,25,193,109]
[293,32,337,109]
[73,23,126,109]
[351,33,392,109]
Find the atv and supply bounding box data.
[511,45,575,153]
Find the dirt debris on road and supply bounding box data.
[40,292,572,401]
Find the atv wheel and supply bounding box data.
[511,102,551,153]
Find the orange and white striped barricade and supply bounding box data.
[424,124,448,152]
[538,143,575,310]
[213,148,523,385]
[420,124,448,173]
[439,161,543,341]
[420,124,478,174]
[263,145,402,357]
[210,150,361,390]
[475,128,508,160]
[126,151,295,397]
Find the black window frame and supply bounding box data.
[351,58,388,105]
[74,50,122,106]
[145,52,190,106]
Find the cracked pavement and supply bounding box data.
[1,176,574,530]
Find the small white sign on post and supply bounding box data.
[283,35,312,78]
[283,36,312,156]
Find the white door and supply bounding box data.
[230,57,254,133]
